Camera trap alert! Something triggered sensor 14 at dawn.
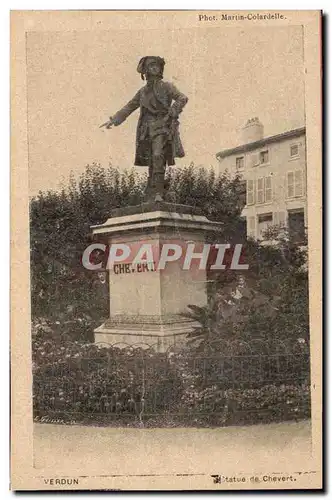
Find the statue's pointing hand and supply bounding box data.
[99,116,116,129]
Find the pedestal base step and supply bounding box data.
[94,314,199,352]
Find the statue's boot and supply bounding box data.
[154,173,166,200]
[151,158,166,201]
[145,159,166,202]
[145,165,154,201]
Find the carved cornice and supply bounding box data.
[104,314,194,327]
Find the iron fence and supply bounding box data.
[33,339,311,427]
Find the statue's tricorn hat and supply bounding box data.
[137,56,165,80]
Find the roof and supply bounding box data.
[216,126,306,160]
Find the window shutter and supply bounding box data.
[294,170,303,197]
[287,172,295,198]
[265,176,272,202]
[246,179,254,205]
[257,178,264,204]
[247,216,256,237]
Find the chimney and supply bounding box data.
[241,117,264,144]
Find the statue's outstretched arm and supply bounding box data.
[110,90,141,126]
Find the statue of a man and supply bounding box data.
[101,56,188,200]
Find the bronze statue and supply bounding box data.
[101,56,188,200]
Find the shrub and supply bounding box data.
[178,384,311,427]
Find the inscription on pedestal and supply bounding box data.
[112,262,156,274]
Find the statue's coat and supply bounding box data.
[112,80,188,166]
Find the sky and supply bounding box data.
[27,25,305,195]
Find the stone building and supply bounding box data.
[216,118,306,242]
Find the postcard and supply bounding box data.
[11,10,322,490]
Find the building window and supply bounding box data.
[257,213,273,240]
[287,170,304,198]
[257,178,264,204]
[288,209,305,243]
[256,176,272,204]
[236,156,244,170]
[260,150,269,164]
[290,144,299,158]
[247,216,256,238]
[265,176,272,202]
[246,179,255,205]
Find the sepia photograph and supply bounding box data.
[11,10,322,490]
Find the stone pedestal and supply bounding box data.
[91,202,222,351]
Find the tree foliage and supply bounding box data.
[188,230,309,351]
